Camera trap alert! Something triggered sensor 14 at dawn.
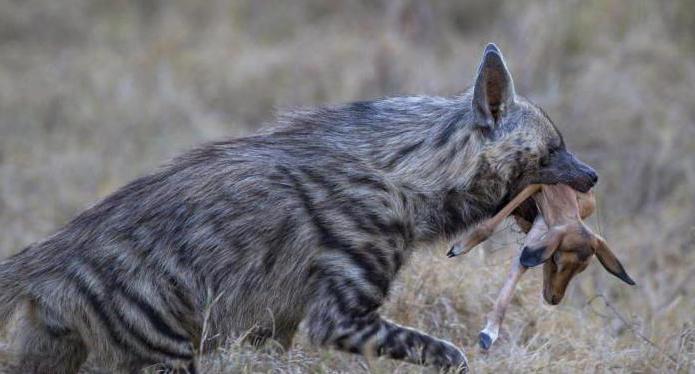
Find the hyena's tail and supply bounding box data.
[0,256,25,328]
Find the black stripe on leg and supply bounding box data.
[324,277,360,316]
[283,167,391,296]
[363,243,392,274]
[378,324,406,358]
[187,362,198,374]
[392,250,404,272]
[69,271,146,361]
[332,315,381,354]
[111,299,193,360]
[263,215,294,273]
[355,322,381,348]
[330,242,391,296]
[417,335,429,364]
[327,276,381,316]
[126,291,190,342]
[71,263,193,360]
[85,257,190,344]
[165,273,196,315]
[430,341,447,363]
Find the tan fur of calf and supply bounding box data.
[449,184,635,350]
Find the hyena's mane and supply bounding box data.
[268,91,519,240]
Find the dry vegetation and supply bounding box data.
[1,0,694,372]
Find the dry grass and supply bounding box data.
[1,0,694,372]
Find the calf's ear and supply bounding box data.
[520,228,563,268]
[473,43,516,130]
[593,237,636,285]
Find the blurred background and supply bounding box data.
[1,0,693,372]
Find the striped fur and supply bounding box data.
[0,44,596,373]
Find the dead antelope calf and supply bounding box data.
[449,184,635,350]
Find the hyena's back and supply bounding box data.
[0,134,415,371]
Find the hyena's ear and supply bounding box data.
[592,237,636,285]
[473,43,516,129]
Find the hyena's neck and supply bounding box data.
[340,93,515,240]
[276,92,517,240]
[346,93,506,187]
[354,95,512,239]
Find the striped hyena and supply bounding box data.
[0,44,597,373]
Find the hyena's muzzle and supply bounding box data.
[512,149,598,224]
[538,149,598,193]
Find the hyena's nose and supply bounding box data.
[589,170,598,184]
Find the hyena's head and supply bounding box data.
[470,43,598,195]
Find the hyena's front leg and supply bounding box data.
[306,273,467,372]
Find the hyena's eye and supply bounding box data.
[540,147,558,167]
[539,155,550,167]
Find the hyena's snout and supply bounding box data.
[568,158,598,192]
[541,150,598,193]
[574,156,598,186]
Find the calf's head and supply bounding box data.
[521,228,636,305]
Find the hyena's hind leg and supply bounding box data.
[5,299,88,374]
[146,361,198,374]
[244,320,300,353]
[306,282,467,372]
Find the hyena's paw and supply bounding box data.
[426,339,468,373]
[309,309,468,372]
[365,321,468,371]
